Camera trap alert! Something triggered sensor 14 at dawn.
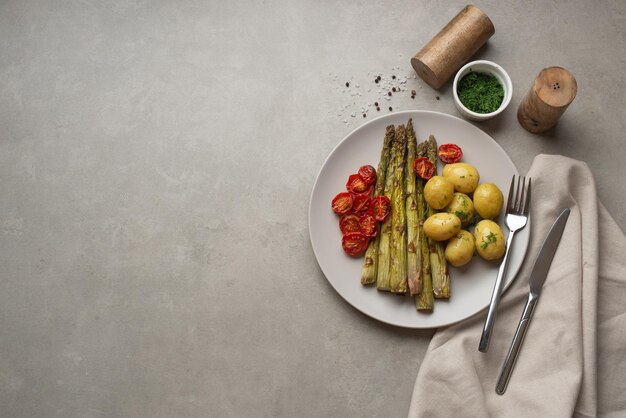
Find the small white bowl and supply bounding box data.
[453,60,513,121]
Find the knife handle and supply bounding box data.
[496,294,538,395]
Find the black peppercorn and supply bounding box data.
[392,75,396,79]
[374,102,378,106]
[345,82,350,87]
[388,92,392,96]
[389,106,393,111]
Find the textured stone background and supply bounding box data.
[1,1,624,417]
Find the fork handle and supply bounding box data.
[496,294,538,394]
[478,230,516,353]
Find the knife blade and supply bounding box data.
[495,207,571,395]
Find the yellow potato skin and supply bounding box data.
[442,163,480,194]
[445,230,475,267]
[444,193,475,225]
[474,220,505,261]
[424,176,455,210]
[423,213,462,241]
[473,183,504,219]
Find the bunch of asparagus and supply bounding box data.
[360,120,450,312]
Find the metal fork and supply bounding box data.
[479,175,531,353]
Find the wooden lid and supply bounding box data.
[534,67,577,108]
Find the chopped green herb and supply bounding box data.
[454,210,467,220]
[457,71,504,114]
[481,232,498,249]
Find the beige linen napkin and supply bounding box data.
[409,155,626,418]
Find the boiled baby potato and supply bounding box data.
[445,230,475,267]
[474,220,505,261]
[473,183,504,219]
[444,192,475,225]
[442,163,480,194]
[424,176,455,210]
[423,213,461,241]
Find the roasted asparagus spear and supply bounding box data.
[416,141,434,311]
[405,119,422,296]
[376,128,398,292]
[426,135,450,299]
[361,126,395,285]
[389,125,408,294]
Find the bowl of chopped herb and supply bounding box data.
[453,60,512,121]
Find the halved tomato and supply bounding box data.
[341,232,370,256]
[331,192,353,215]
[370,196,391,222]
[339,213,361,235]
[359,213,379,237]
[413,157,435,180]
[346,174,370,195]
[358,165,376,186]
[438,143,463,164]
[352,194,371,213]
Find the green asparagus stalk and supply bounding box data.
[405,119,422,296]
[426,135,450,299]
[389,125,408,294]
[416,141,434,311]
[376,128,398,292]
[361,125,395,285]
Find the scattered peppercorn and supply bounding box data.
[436,96,440,100]
[374,79,379,84]
[374,101,379,106]
[389,106,393,111]
[376,107,380,111]
[392,75,396,79]
[362,113,366,118]
[392,87,396,92]
[387,92,392,96]
[345,82,350,87]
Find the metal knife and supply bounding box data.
[495,207,571,395]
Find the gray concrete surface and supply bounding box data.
[0,1,624,417]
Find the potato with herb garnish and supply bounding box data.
[424,175,455,210]
[423,212,462,241]
[474,220,505,261]
[444,192,475,225]
[445,230,475,267]
[473,183,504,219]
[442,163,480,194]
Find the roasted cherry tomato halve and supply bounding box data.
[438,143,463,164]
[339,213,361,235]
[351,194,371,213]
[413,157,435,180]
[331,192,353,215]
[358,165,376,186]
[359,213,379,237]
[341,232,370,256]
[370,196,391,222]
[346,174,371,195]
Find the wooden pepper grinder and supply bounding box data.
[517,67,577,133]
[411,5,495,90]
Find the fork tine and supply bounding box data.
[518,177,526,214]
[514,176,523,212]
[523,178,531,215]
[506,175,515,213]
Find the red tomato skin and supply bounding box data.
[351,194,371,213]
[331,192,353,215]
[358,165,376,186]
[359,214,379,237]
[346,174,370,194]
[339,214,361,235]
[341,232,370,256]
[370,196,391,222]
[413,157,435,180]
[438,144,463,164]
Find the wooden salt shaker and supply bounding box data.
[411,5,495,90]
[517,67,577,133]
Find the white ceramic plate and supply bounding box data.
[309,110,530,328]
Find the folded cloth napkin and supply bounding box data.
[408,155,626,418]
